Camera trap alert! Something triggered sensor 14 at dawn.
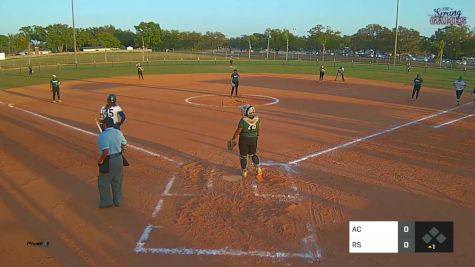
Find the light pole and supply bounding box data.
[71,0,78,65]
[248,38,251,61]
[142,35,145,62]
[266,33,271,60]
[393,0,400,65]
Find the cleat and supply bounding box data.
[241,169,248,178]
[256,167,264,182]
[58,100,62,103]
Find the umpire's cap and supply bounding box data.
[103,117,115,128]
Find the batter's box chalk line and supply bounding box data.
[134,224,322,261]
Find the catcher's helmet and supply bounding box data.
[107,94,117,105]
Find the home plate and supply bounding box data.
[222,175,242,182]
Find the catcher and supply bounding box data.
[228,104,263,181]
[99,94,126,130]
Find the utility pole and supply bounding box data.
[393,0,400,65]
[141,34,145,62]
[71,0,78,65]
[248,38,251,61]
[286,33,289,61]
[266,33,271,60]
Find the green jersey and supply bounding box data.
[50,78,60,88]
[231,72,240,83]
[238,117,260,138]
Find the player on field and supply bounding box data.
[230,69,240,97]
[100,94,126,130]
[411,74,423,100]
[136,63,144,80]
[453,76,466,106]
[472,82,475,109]
[335,66,345,81]
[319,65,325,81]
[50,74,61,103]
[230,104,263,181]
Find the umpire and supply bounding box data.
[97,117,127,208]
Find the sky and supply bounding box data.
[0,0,474,37]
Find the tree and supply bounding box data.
[114,29,136,48]
[134,21,162,50]
[397,27,422,55]
[433,25,471,59]
[45,24,73,52]
[351,24,392,52]
[0,35,9,53]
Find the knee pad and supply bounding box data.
[251,154,260,165]
[240,155,248,169]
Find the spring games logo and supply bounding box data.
[430,7,467,26]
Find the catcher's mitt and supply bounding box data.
[227,139,237,150]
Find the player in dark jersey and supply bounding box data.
[50,75,61,103]
[230,69,240,97]
[411,74,423,100]
[136,63,144,80]
[230,104,263,181]
[472,82,475,109]
[319,65,325,81]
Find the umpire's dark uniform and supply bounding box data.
[97,117,127,208]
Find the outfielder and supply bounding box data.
[230,69,240,97]
[229,104,263,181]
[100,94,126,130]
[50,74,61,103]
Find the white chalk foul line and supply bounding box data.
[286,103,471,165]
[151,199,164,218]
[7,104,177,163]
[433,112,475,128]
[134,225,320,260]
[161,174,194,197]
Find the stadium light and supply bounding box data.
[393,0,400,65]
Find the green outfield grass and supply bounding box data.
[0,59,473,91]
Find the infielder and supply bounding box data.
[230,69,240,97]
[411,74,423,100]
[454,76,466,106]
[50,75,61,103]
[319,65,325,81]
[100,94,126,130]
[335,66,345,81]
[230,104,263,181]
[136,63,144,80]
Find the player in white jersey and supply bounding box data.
[453,76,466,106]
[100,94,126,130]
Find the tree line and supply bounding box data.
[0,21,474,59]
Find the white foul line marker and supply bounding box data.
[6,104,177,163]
[285,102,471,165]
[433,112,475,128]
[151,199,164,218]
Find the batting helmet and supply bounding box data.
[107,94,117,105]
